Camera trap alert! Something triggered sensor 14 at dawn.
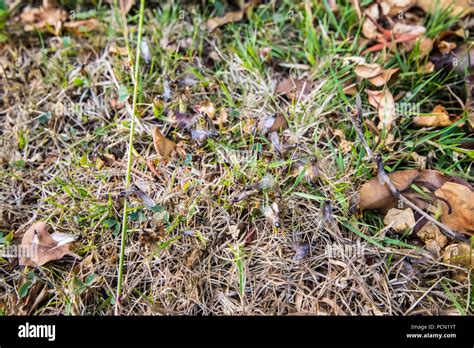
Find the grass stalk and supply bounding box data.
[114,0,146,316]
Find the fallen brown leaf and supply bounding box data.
[435,182,474,236]
[358,169,420,211]
[152,128,176,159]
[206,10,245,31]
[438,41,457,55]
[275,78,313,99]
[383,208,416,233]
[366,89,396,130]
[19,222,80,267]
[413,105,453,127]
[19,4,67,35]
[258,114,288,134]
[416,223,448,257]
[416,0,474,17]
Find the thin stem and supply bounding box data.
[114,0,146,316]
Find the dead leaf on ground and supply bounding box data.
[194,101,216,119]
[438,41,457,55]
[152,128,176,159]
[359,169,420,211]
[19,4,67,35]
[443,243,473,268]
[416,223,447,257]
[435,182,474,236]
[383,208,416,233]
[258,114,288,134]
[416,0,474,17]
[275,78,313,99]
[19,222,80,267]
[413,105,454,127]
[366,89,397,130]
[354,63,399,86]
[207,10,245,31]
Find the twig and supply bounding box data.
[349,95,469,243]
[114,0,146,316]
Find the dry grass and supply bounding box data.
[0,1,472,315]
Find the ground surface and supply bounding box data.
[0,0,472,315]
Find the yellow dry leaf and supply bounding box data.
[413,105,453,127]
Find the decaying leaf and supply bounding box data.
[152,128,176,159]
[443,243,473,268]
[383,208,416,233]
[275,78,313,99]
[435,182,474,236]
[19,222,80,267]
[416,223,447,257]
[413,105,453,127]
[366,89,396,130]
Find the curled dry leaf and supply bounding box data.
[435,182,474,236]
[354,63,382,79]
[366,89,396,130]
[19,222,80,267]
[275,78,313,99]
[413,105,453,127]
[443,243,473,268]
[152,128,176,159]
[416,223,447,257]
[206,10,245,31]
[438,41,457,55]
[354,63,399,86]
[383,208,416,233]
